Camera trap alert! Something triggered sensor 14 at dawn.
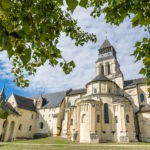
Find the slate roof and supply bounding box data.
[34,91,67,108]
[100,39,112,49]
[96,56,114,63]
[140,106,150,112]
[13,93,36,111]
[124,78,146,89]
[86,74,111,86]
[67,88,87,96]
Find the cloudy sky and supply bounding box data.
[0,6,149,98]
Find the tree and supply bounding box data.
[0,101,9,119]
[0,0,97,87]
[0,0,150,91]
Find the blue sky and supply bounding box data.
[0,7,149,99]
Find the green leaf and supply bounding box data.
[69,60,75,68]
[135,41,141,47]
[1,0,12,10]
[56,0,63,5]
[79,0,88,8]
[66,0,78,13]
[139,68,146,75]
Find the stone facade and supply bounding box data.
[0,39,150,142]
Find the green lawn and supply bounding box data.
[0,137,150,150]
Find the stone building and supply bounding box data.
[0,39,150,142]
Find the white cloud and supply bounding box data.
[0,7,148,96]
[0,51,13,79]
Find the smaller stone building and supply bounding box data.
[33,91,67,138]
[0,93,36,141]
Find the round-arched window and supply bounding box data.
[126,115,130,123]
[39,122,44,129]
[104,103,109,123]
[140,94,145,103]
[101,65,104,75]
[108,64,111,75]
[93,88,97,94]
[81,114,87,123]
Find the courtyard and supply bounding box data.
[0,137,150,150]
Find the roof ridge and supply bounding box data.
[13,93,33,101]
[124,77,146,82]
[32,90,67,98]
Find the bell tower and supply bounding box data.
[96,39,124,88]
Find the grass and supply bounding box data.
[15,136,72,144]
[0,137,150,150]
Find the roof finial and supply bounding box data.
[105,31,107,39]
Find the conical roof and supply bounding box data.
[100,39,112,49]
[86,74,111,86]
[91,74,111,82]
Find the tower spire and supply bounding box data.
[105,31,107,39]
[0,86,6,102]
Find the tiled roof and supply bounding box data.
[124,78,146,89]
[35,91,67,108]
[100,39,112,49]
[13,93,36,111]
[67,88,86,96]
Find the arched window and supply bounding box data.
[101,65,104,75]
[108,64,111,74]
[115,116,118,123]
[31,114,34,119]
[18,124,22,130]
[140,93,145,103]
[126,115,129,123]
[104,103,109,123]
[93,88,97,94]
[97,115,100,123]
[39,122,44,129]
[29,125,32,131]
[3,121,7,128]
[70,119,73,126]
[81,114,87,123]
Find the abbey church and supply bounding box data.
[0,39,150,143]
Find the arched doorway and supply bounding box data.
[80,114,90,142]
[1,120,8,141]
[8,121,15,141]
